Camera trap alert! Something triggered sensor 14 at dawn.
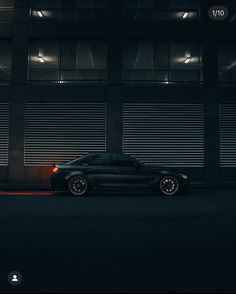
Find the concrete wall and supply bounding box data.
[0,0,235,185]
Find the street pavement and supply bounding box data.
[0,189,236,293]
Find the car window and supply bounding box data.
[110,154,135,167]
[67,154,99,165]
[90,154,110,166]
[79,154,99,165]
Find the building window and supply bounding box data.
[0,40,12,83]
[0,0,13,21]
[125,0,200,21]
[123,41,202,84]
[226,2,236,22]
[31,0,107,21]
[28,40,107,83]
[218,42,236,84]
[77,0,107,20]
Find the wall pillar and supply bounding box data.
[202,0,220,182]
[8,0,29,182]
[106,0,123,152]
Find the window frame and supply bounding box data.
[28,39,107,84]
[123,39,203,85]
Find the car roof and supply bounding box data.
[87,152,131,156]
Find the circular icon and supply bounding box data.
[208,6,228,21]
[8,271,22,286]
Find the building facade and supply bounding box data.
[0,0,236,185]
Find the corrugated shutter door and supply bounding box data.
[0,103,9,166]
[220,104,236,167]
[25,103,106,166]
[0,0,13,7]
[123,103,204,167]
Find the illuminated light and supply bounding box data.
[0,191,53,197]
[52,167,59,173]
[180,174,188,179]
[184,57,191,64]
[38,55,45,63]
[183,12,189,19]
[37,10,44,18]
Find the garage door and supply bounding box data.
[25,103,106,166]
[123,103,204,167]
[220,104,236,167]
[0,103,9,166]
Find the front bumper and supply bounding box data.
[178,177,191,193]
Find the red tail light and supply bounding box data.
[52,167,59,173]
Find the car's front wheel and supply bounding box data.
[68,176,88,196]
[159,176,179,196]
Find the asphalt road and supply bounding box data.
[0,189,236,293]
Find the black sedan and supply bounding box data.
[50,152,190,196]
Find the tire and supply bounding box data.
[68,176,88,196]
[159,176,179,196]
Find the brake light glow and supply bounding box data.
[52,167,59,173]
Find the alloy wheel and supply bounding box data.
[160,176,179,196]
[69,176,88,196]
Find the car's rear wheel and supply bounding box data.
[159,176,179,196]
[68,176,88,196]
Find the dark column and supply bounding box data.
[106,0,123,152]
[8,0,29,182]
[106,101,123,153]
[202,0,220,182]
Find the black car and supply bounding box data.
[50,152,190,196]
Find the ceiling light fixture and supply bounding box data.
[183,12,189,19]
[184,56,191,64]
[38,55,45,63]
[36,10,44,18]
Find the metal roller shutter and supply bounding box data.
[123,103,204,167]
[220,104,236,167]
[0,0,13,7]
[0,103,9,166]
[25,103,106,166]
